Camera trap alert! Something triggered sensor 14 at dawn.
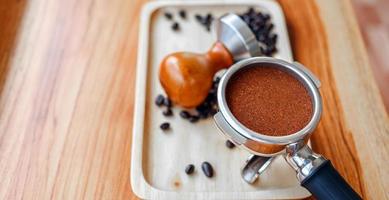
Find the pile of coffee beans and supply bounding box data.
[179,76,220,122]
[239,7,278,56]
[156,76,220,128]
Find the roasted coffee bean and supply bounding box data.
[267,45,277,54]
[171,22,180,31]
[263,14,270,21]
[195,14,203,22]
[155,94,165,106]
[248,7,255,15]
[162,108,173,116]
[198,112,208,119]
[195,13,213,31]
[214,77,221,83]
[160,122,170,130]
[260,46,266,54]
[163,98,172,107]
[179,10,187,19]
[241,15,251,24]
[196,104,206,112]
[261,46,272,56]
[179,110,190,119]
[209,109,218,116]
[189,115,200,123]
[185,164,195,175]
[266,24,274,32]
[206,25,211,32]
[164,12,173,20]
[205,13,213,22]
[201,162,214,178]
[225,140,235,149]
[209,88,216,95]
[270,34,278,43]
[258,34,266,42]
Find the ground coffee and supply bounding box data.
[226,66,313,136]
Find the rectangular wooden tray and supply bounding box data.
[130,0,310,199]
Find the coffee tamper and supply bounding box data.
[160,13,278,183]
[159,14,261,108]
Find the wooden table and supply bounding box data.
[0,0,388,199]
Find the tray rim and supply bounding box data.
[130,0,309,199]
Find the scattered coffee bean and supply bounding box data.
[205,13,213,22]
[270,34,278,43]
[263,14,270,21]
[189,115,200,123]
[198,112,208,119]
[160,122,170,130]
[162,108,173,116]
[185,164,195,175]
[225,140,235,149]
[179,110,191,119]
[194,13,214,31]
[163,97,172,107]
[155,94,165,106]
[195,14,203,22]
[172,22,180,31]
[179,10,186,19]
[201,161,214,178]
[209,109,217,116]
[164,12,173,20]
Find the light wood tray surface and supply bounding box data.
[131,1,309,199]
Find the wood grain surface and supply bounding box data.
[0,0,388,200]
[352,0,389,111]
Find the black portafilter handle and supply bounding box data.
[285,143,362,200]
[301,160,362,200]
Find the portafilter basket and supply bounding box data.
[214,57,361,200]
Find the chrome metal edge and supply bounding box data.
[293,61,321,88]
[216,13,261,60]
[285,141,327,181]
[217,57,322,147]
[241,155,275,184]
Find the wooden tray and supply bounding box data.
[130,1,311,199]
[1,0,388,199]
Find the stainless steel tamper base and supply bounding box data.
[216,13,261,61]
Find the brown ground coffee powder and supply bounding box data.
[226,66,313,136]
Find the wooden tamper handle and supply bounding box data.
[159,42,233,108]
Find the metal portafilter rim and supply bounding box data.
[216,57,322,153]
